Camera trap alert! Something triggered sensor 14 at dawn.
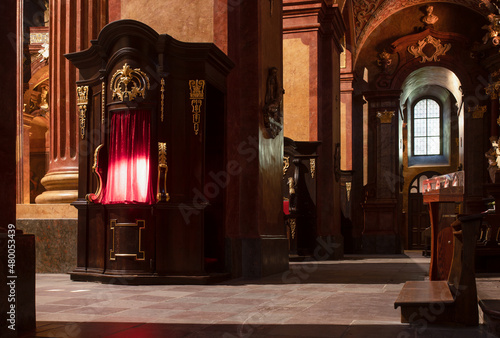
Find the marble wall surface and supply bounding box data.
[17,219,77,273]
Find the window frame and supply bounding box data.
[411,97,443,157]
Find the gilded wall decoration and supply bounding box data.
[407,35,451,63]
[110,63,150,102]
[482,13,500,45]
[189,79,205,135]
[77,86,89,139]
[377,51,392,72]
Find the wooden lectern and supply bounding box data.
[422,171,463,280]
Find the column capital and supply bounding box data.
[485,81,500,100]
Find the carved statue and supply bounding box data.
[263,67,284,138]
[422,5,439,26]
[486,137,500,182]
[482,13,500,45]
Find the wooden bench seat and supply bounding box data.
[394,214,483,326]
[394,280,455,323]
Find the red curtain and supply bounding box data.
[102,110,155,204]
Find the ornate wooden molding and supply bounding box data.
[110,220,146,261]
[189,79,205,136]
[110,63,150,102]
[76,86,89,139]
[160,78,165,122]
[101,81,106,124]
[283,156,290,177]
[157,142,170,202]
[376,110,395,124]
[407,35,451,63]
[310,158,316,179]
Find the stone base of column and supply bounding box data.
[227,236,289,279]
[35,171,78,204]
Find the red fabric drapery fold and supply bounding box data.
[102,110,155,204]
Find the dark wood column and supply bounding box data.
[36,0,107,203]
[283,0,346,259]
[223,0,289,278]
[0,0,35,335]
[362,90,403,254]
[0,0,17,230]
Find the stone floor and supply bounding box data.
[20,252,499,337]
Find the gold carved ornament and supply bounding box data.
[289,218,296,239]
[288,177,295,196]
[407,35,451,63]
[189,80,205,136]
[310,158,316,179]
[110,63,150,102]
[376,110,395,124]
[160,78,165,122]
[85,144,104,203]
[157,142,170,202]
[101,81,106,124]
[485,82,500,100]
[283,156,290,177]
[77,86,89,140]
[468,105,487,119]
[110,219,146,261]
[346,181,352,202]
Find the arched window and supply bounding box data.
[412,98,441,156]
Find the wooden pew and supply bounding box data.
[394,214,482,326]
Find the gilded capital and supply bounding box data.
[376,110,395,124]
[468,105,487,119]
[485,82,500,99]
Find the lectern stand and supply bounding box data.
[422,171,463,280]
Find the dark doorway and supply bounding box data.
[408,171,439,249]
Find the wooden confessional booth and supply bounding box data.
[67,20,233,284]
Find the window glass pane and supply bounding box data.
[414,137,426,155]
[427,137,440,155]
[427,118,440,136]
[414,101,426,118]
[414,119,426,136]
[427,99,440,117]
[413,98,441,156]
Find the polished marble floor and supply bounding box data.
[21,252,498,337]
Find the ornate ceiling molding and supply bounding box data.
[353,0,490,66]
[407,35,452,62]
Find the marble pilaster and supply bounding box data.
[36,0,107,204]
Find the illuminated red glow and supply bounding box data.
[102,110,155,204]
